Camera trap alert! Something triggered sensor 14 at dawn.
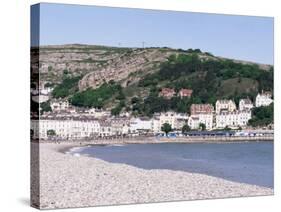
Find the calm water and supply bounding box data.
[69,141,273,188]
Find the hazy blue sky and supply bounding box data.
[36,3,274,64]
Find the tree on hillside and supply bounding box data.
[199,123,206,131]
[161,123,172,136]
[48,66,52,72]
[70,83,122,108]
[111,104,122,116]
[52,75,82,98]
[63,69,69,75]
[40,101,52,115]
[111,100,126,116]
[47,129,56,137]
[44,82,54,88]
[116,90,125,100]
[248,103,273,127]
[182,124,191,134]
[131,96,140,104]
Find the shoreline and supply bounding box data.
[32,142,273,209]
[56,138,273,162]
[33,135,274,146]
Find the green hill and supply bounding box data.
[38,45,273,116]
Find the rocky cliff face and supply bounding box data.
[35,44,272,91]
[78,48,177,90]
[37,45,177,89]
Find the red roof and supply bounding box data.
[190,104,214,115]
[179,89,193,97]
[159,88,176,98]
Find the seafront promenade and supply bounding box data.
[33,134,274,145]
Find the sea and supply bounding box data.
[68,141,273,188]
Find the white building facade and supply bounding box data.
[50,99,70,112]
[152,112,189,133]
[189,104,214,130]
[188,114,213,130]
[158,111,177,129]
[215,100,236,114]
[31,117,101,140]
[130,118,153,134]
[110,118,131,136]
[216,110,251,129]
[152,118,160,133]
[99,121,113,137]
[87,108,111,118]
[239,99,254,111]
[255,92,273,107]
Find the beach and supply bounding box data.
[31,142,273,209]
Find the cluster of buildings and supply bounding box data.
[215,100,252,129]
[31,91,273,140]
[31,116,130,140]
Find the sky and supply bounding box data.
[33,3,274,64]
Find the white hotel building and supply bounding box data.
[130,117,153,134]
[214,99,252,129]
[189,104,214,130]
[152,111,189,133]
[216,110,251,129]
[255,91,273,107]
[239,99,254,111]
[215,100,236,114]
[31,117,101,140]
[188,113,213,130]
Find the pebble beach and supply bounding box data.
[31,142,273,209]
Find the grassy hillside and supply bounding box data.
[218,78,258,98]
[126,53,273,116]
